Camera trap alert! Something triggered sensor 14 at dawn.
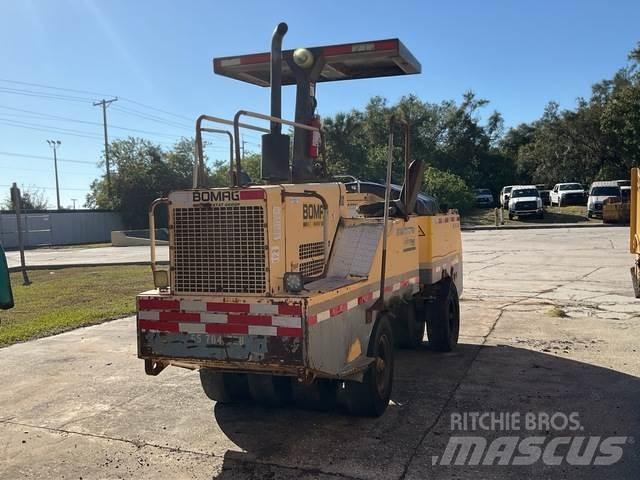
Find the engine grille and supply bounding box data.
[515,201,537,210]
[299,241,324,260]
[172,205,266,294]
[300,258,325,278]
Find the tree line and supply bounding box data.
[87,42,639,225]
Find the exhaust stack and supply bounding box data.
[261,22,291,182]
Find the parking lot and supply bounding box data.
[1,226,638,479]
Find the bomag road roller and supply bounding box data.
[137,23,463,416]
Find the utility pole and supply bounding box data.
[93,97,118,200]
[46,139,62,210]
[71,198,77,210]
[241,136,247,160]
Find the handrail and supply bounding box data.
[193,114,270,188]
[149,197,169,274]
[378,128,394,305]
[366,119,396,323]
[233,110,320,185]
[200,127,234,187]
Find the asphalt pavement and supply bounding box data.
[1,226,638,479]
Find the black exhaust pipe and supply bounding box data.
[270,22,287,133]
[261,22,291,182]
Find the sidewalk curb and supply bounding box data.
[461,222,627,231]
[8,261,169,273]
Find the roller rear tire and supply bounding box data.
[344,317,394,417]
[426,278,460,352]
[395,301,425,349]
[200,370,250,403]
[247,374,292,407]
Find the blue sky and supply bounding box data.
[1,0,638,207]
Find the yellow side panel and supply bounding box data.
[631,168,640,254]
[416,212,462,264]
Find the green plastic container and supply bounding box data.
[0,246,14,310]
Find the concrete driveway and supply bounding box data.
[1,226,639,479]
[6,245,168,269]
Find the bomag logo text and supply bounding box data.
[302,203,324,220]
[193,190,240,202]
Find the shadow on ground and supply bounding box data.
[209,343,639,480]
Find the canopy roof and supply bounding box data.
[213,39,421,87]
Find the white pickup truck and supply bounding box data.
[550,183,586,207]
[508,185,544,220]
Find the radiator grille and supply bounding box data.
[300,258,325,278]
[173,205,266,294]
[299,241,324,260]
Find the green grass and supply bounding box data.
[462,205,600,226]
[0,266,153,347]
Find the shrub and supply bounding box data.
[423,166,475,213]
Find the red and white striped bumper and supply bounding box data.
[136,296,304,337]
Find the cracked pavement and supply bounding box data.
[1,226,639,479]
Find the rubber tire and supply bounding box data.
[426,278,460,352]
[587,211,592,219]
[199,370,250,403]
[508,212,514,220]
[344,317,394,417]
[247,374,292,407]
[395,301,425,349]
[293,379,338,411]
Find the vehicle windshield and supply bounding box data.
[560,183,583,191]
[618,180,631,187]
[590,186,620,197]
[476,189,491,195]
[511,188,539,198]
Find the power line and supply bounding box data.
[0,183,88,192]
[0,151,96,165]
[0,78,193,124]
[0,119,104,140]
[119,97,193,122]
[0,108,190,138]
[0,164,95,176]
[111,105,193,130]
[0,78,115,99]
[0,86,93,103]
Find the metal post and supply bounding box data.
[10,183,31,286]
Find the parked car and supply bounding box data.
[500,185,514,209]
[535,184,551,206]
[508,185,544,220]
[474,188,494,208]
[588,181,622,218]
[344,180,440,215]
[550,182,586,206]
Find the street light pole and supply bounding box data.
[47,139,62,210]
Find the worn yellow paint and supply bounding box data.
[346,338,362,363]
